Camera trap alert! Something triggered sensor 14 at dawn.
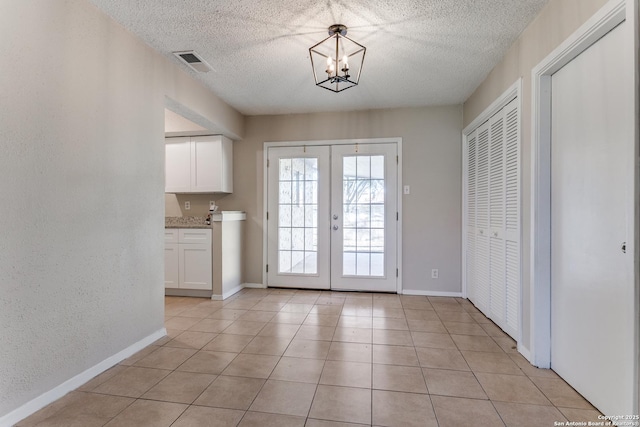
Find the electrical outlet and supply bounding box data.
[209,201,216,209]
[184,201,191,210]
[431,269,439,279]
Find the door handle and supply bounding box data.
[621,242,626,254]
[333,214,339,220]
[333,225,339,231]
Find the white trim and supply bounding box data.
[242,282,267,289]
[530,0,626,369]
[402,289,463,298]
[517,343,532,362]
[211,284,244,301]
[462,79,521,136]
[262,137,403,293]
[0,328,167,427]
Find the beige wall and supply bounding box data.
[0,0,242,421]
[213,106,463,294]
[462,0,609,351]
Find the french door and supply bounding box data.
[266,143,397,292]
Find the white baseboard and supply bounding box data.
[212,284,245,301]
[242,283,267,289]
[401,289,464,298]
[0,328,166,427]
[517,343,532,363]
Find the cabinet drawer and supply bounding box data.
[179,228,212,244]
[164,229,179,244]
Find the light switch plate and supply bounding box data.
[403,185,410,195]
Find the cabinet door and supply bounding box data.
[165,137,191,193]
[164,243,179,288]
[191,136,233,193]
[179,243,212,290]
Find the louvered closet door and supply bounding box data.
[465,132,477,303]
[474,122,491,315]
[465,97,520,340]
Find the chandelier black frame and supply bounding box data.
[309,24,367,93]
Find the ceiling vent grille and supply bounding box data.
[172,50,213,73]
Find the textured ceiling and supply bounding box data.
[89,0,548,116]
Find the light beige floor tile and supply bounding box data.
[202,334,254,353]
[443,321,488,336]
[270,312,309,324]
[432,303,467,313]
[176,350,237,375]
[241,336,291,356]
[327,342,372,363]
[164,331,217,349]
[179,307,219,318]
[400,298,434,311]
[249,380,316,417]
[21,392,133,427]
[280,303,314,314]
[171,406,244,427]
[415,347,470,371]
[310,305,343,315]
[372,329,414,346]
[133,346,197,370]
[221,353,280,378]
[251,301,287,312]
[270,357,325,383]
[333,327,372,343]
[93,366,170,398]
[422,368,487,399]
[372,389,437,427]
[492,335,519,353]
[309,385,371,425]
[372,317,409,330]
[295,325,336,341]
[340,305,373,316]
[103,399,186,427]
[283,339,331,359]
[411,331,457,349]
[238,411,306,427]
[222,320,267,336]
[493,401,567,427]
[431,395,504,427]
[320,360,372,388]
[403,309,440,321]
[223,299,259,310]
[372,364,427,393]
[305,420,367,427]
[479,321,510,337]
[557,407,602,423]
[188,318,235,333]
[508,353,560,379]
[372,344,418,366]
[258,323,300,339]
[372,307,406,318]
[164,316,202,330]
[209,308,248,320]
[469,312,493,323]
[450,334,503,352]
[118,345,161,366]
[337,316,373,329]
[194,375,265,410]
[475,372,552,405]
[77,365,128,391]
[238,310,277,322]
[462,350,524,375]
[436,311,476,323]
[529,376,594,409]
[407,319,448,333]
[141,371,215,404]
[303,314,340,326]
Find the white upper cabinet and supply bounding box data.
[165,135,233,193]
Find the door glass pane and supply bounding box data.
[278,157,318,274]
[342,155,385,277]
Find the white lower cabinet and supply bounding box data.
[164,228,212,290]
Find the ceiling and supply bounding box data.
[89,0,548,116]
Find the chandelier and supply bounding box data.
[309,24,366,93]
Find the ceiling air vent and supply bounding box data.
[172,50,213,73]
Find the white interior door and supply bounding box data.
[550,21,634,415]
[267,143,397,292]
[330,144,398,292]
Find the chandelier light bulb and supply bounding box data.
[342,55,349,69]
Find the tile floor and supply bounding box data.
[18,288,603,427]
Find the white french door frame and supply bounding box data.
[262,137,403,294]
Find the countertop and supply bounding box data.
[165,212,246,228]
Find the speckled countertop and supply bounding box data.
[165,216,211,229]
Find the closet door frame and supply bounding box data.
[462,79,522,344]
